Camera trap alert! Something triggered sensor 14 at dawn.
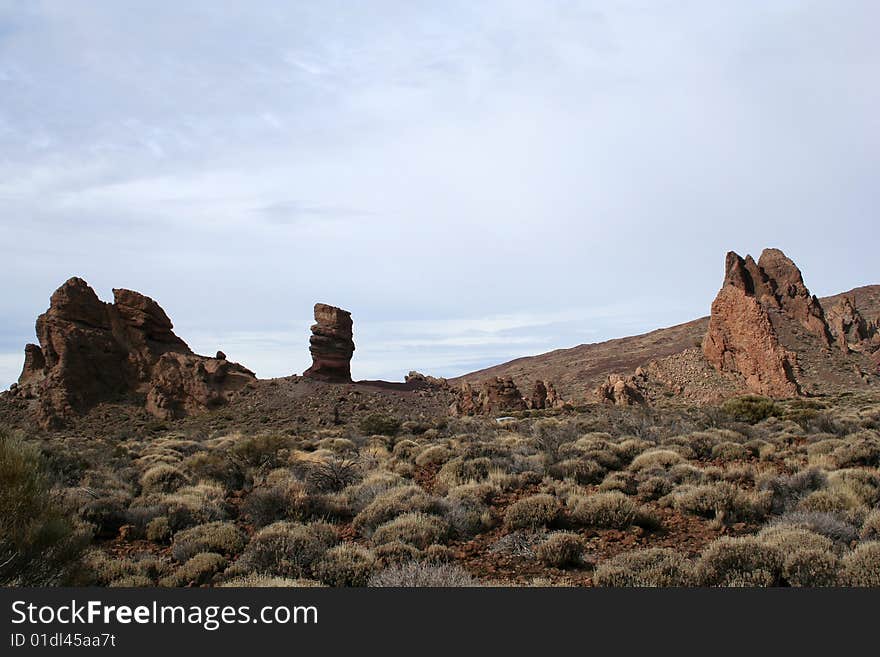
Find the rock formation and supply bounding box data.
[595,372,646,406]
[826,296,876,352]
[702,249,836,397]
[14,277,254,428]
[528,380,566,409]
[451,376,527,415]
[303,303,355,382]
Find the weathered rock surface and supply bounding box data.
[702,249,835,397]
[15,277,254,427]
[303,303,355,383]
[826,296,876,352]
[595,372,646,406]
[528,380,566,409]
[451,376,527,415]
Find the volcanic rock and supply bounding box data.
[451,377,527,415]
[15,277,254,428]
[595,373,646,406]
[702,249,834,397]
[528,380,566,409]
[303,303,355,383]
[826,296,875,352]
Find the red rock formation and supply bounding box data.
[703,250,819,397]
[528,380,566,409]
[15,277,254,428]
[303,303,355,383]
[451,377,527,415]
[595,373,646,406]
[826,296,874,352]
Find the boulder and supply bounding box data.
[451,376,527,415]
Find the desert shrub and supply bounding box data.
[535,532,584,568]
[372,512,448,549]
[352,485,443,536]
[312,544,377,587]
[489,530,544,557]
[637,476,673,501]
[694,536,783,587]
[78,494,129,539]
[711,442,750,461]
[436,457,493,488]
[770,511,860,545]
[231,434,291,468]
[672,482,770,524]
[861,509,880,540]
[504,494,560,530]
[307,458,360,493]
[220,575,325,587]
[146,516,172,543]
[828,432,880,468]
[341,472,406,512]
[171,521,245,562]
[721,396,781,424]
[140,464,189,494]
[423,544,453,563]
[415,445,450,467]
[796,489,864,520]
[444,491,492,538]
[548,458,606,484]
[757,525,834,554]
[238,521,338,578]
[374,541,421,567]
[782,549,838,587]
[183,451,245,490]
[161,482,229,530]
[597,471,638,495]
[368,561,477,587]
[826,468,880,507]
[757,468,827,513]
[629,449,684,472]
[0,430,91,585]
[109,575,154,587]
[569,491,658,529]
[593,548,693,587]
[838,542,880,586]
[159,552,226,587]
[359,414,401,437]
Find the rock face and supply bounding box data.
[303,303,355,383]
[15,277,254,428]
[451,377,527,415]
[826,296,876,352]
[702,249,836,397]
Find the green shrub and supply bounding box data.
[721,396,782,424]
[0,430,91,585]
[569,491,658,529]
[372,513,448,549]
[593,548,693,587]
[359,414,401,437]
[535,532,584,568]
[171,521,245,562]
[503,494,560,530]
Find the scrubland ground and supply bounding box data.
[3,392,880,587]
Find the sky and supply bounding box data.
[1,1,878,388]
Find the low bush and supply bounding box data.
[838,542,880,586]
[238,521,338,578]
[535,532,584,568]
[359,414,401,437]
[312,544,377,587]
[171,521,245,562]
[372,513,448,549]
[569,492,658,530]
[593,548,693,587]
[721,396,782,424]
[503,494,560,530]
[159,552,226,587]
[694,536,783,587]
[368,562,477,587]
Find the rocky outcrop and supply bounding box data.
[702,249,838,397]
[451,376,527,415]
[595,372,646,406]
[528,380,566,409]
[826,296,875,352]
[303,303,355,383]
[15,277,254,428]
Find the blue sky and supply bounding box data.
[1,1,878,388]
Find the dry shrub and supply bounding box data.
[368,561,477,587]
[353,485,443,536]
[782,549,838,587]
[672,481,770,524]
[593,548,693,587]
[183,451,244,490]
[372,512,448,549]
[629,450,684,472]
[839,542,880,586]
[341,472,406,513]
[161,482,229,530]
[770,511,860,545]
[861,509,880,540]
[535,532,584,568]
[220,575,325,587]
[140,464,189,494]
[238,521,338,578]
[159,552,226,587]
[504,494,560,530]
[312,544,377,587]
[569,491,658,529]
[548,458,606,484]
[637,476,673,501]
[598,471,638,495]
[694,536,783,587]
[415,445,450,467]
[711,442,750,461]
[145,516,171,543]
[171,521,245,562]
[374,541,421,567]
[757,525,833,554]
